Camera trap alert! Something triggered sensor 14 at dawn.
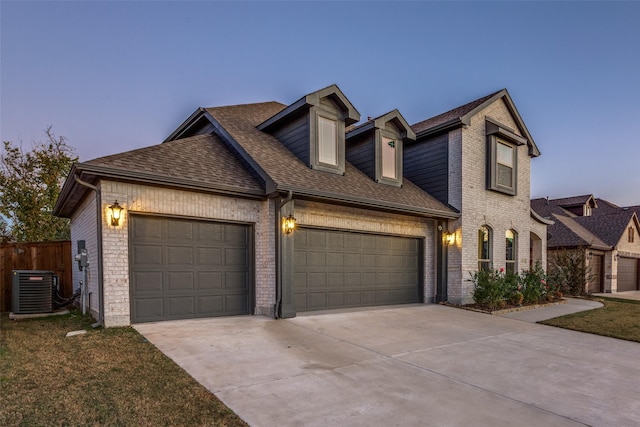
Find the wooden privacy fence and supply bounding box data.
[0,241,72,312]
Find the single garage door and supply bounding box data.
[618,257,639,292]
[294,228,422,311]
[130,215,252,323]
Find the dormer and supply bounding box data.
[558,195,598,217]
[346,110,415,187]
[257,84,360,175]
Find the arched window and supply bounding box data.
[478,226,492,271]
[506,230,517,274]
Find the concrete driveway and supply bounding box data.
[135,305,640,427]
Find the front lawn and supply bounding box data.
[540,297,640,343]
[0,309,247,427]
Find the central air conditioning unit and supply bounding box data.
[11,270,54,314]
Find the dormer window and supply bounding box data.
[381,136,397,179]
[318,116,338,166]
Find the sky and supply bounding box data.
[1,1,639,206]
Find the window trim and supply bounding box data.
[478,225,493,271]
[317,115,338,167]
[310,107,345,175]
[505,229,517,274]
[629,226,635,243]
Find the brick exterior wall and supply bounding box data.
[70,192,100,319]
[97,181,275,327]
[295,200,438,302]
[445,98,545,304]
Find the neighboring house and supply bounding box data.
[531,195,640,293]
[54,85,546,326]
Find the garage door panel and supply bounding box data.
[225,272,248,289]
[134,297,164,320]
[198,295,223,314]
[130,216,251,323]
[197,247,222,265]
[167,246,194,265]
[167,221,193,241]
[224,294,250,314]
[294,229,422,312]
[197,272,222,289]
[167,272,194,291]
[167,297,195,317]
[197,223,223,242]
[308,252,327,267]
[132,272,163,292]
[133,217,163,241]
[133,245,163,266]
[328,292,344,307]
[225,248,248,267]
[224,224,248,245]
[328,272,344,286]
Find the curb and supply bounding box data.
[441,298,568,316]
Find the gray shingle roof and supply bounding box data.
[206,103,456,217]
[83,133,264,194]
[411,90,502,135]
[575,211,636,247]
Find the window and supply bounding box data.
[488,137,517,195]
[506,230,517,274]
[629,227,635,243]
[478,226,492,271]
[486,118,525,196]
[318,116,338,166]
[381,136,396,179]
[496,142,514,188]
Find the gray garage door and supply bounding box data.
[130,215,252,323]
[294,228,422,311]
[618,257,639,292]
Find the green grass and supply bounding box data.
[540,297,640,343]
[0,309,247,427]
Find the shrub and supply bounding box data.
[470,262,556,309]
[548,248,593,295]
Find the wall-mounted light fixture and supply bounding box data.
[614,253,619,262]
[444,232,455,246]
[108,200,123,226]
[282,213,297,235]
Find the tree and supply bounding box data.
[548,247,593,296]
[0,127,78,242]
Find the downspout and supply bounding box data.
[74,175,104,328]
[274,190,293,319]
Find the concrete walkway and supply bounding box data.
[135,305,640,427]
[593,291,640,301]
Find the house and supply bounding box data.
[531,195,640,293]
[54,85,546,327]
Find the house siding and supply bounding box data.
[404,133,449,205]
[98,180,275,327]
[346,134,375,180]
[272,114,310,166]
[447,99,535,304]
[295,200,437,302]
[70,193,100,319]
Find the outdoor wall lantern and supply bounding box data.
[283,213,297,235]
[444,232,455,246]
[108,200,123,226]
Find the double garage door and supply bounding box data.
[294,228,423,311]
[130,215,252,323]
[618,257,639,292]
